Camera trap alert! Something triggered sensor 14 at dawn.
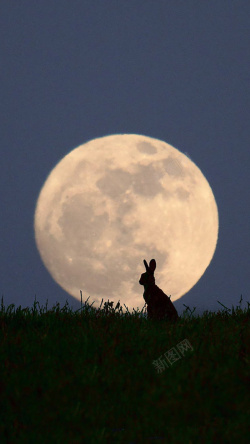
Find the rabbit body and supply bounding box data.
[139,259,179,322]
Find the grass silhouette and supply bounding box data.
[0,294,249,443]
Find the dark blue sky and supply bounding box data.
[1,1,249,317]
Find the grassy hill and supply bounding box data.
[0,295,249,443]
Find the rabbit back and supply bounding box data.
[147,285,179,321]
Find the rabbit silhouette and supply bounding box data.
[139,259,179,321]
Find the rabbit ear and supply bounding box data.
[149,259,156,272]
[143,259,149,271]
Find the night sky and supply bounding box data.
[1,1,249,317]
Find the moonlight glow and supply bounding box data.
[34,134,219,312]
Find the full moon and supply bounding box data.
[34,134,219,313]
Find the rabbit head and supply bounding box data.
[139,259,156,287]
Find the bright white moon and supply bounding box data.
[34,134,219,313]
